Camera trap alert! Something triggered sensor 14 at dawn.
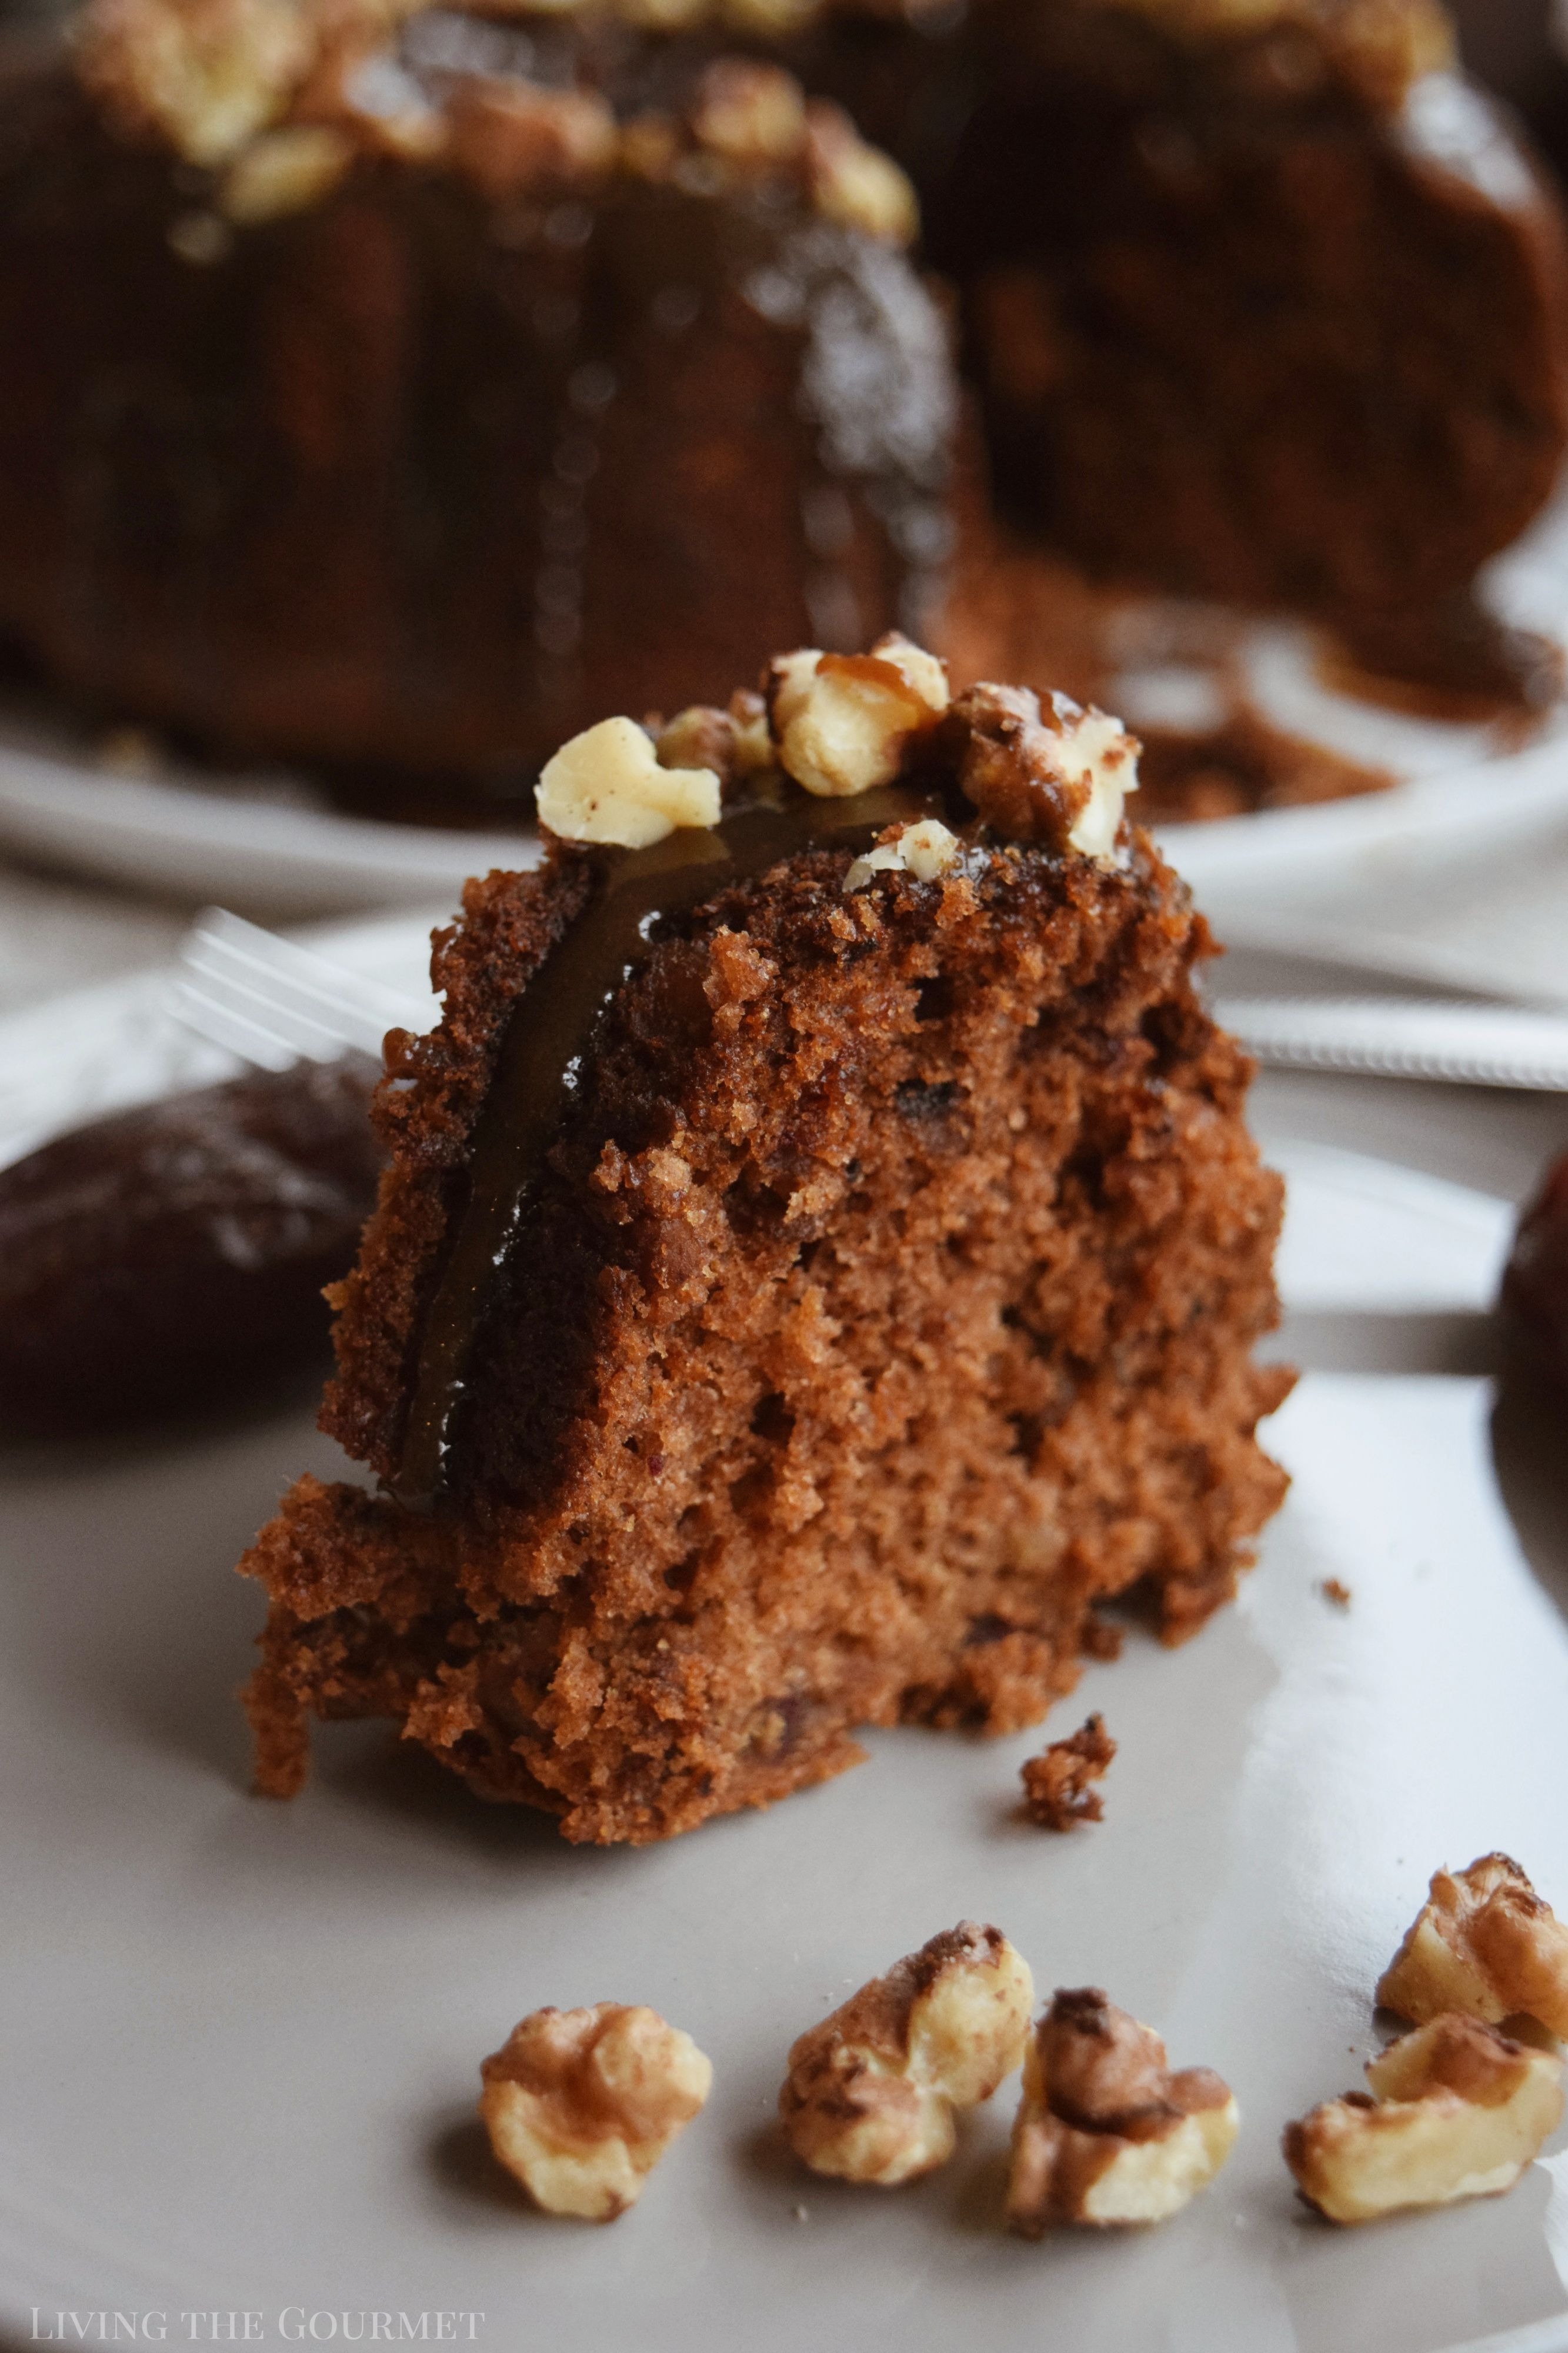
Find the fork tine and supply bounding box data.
[170,981,307,1072]
[172,908,430,1068]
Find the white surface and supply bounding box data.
[1,998,1566,2352]
[0,734,539,917]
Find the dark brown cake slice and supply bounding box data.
[239,636,1292,1842]
[0,11,951,799]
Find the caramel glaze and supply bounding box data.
[393,772,962,1505]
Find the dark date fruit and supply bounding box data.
[1502,1149,1568,1390]
[0,1055,382,1438]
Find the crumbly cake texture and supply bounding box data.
[240,667,1290,1845]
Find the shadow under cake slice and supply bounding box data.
[239,639,1293,1844]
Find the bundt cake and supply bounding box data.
[0,14,953,795]
[1,0,1564,808]
[239,637,1292,1843]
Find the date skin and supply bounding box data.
[0,1055,382,1438]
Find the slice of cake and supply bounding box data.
[240,638,1292,1842]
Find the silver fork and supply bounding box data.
[171,907,429,1070]
[1212,995,1568,1091]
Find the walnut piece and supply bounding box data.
[1020,1714,1116,1830]
[536,715,721,847]
[479,2002,712,2222]
[75,0,318,165]
[953,683,1139,859]
[768,634,950,801]
[1007,1988,1238,2232]
[1093,0,1453,109]
[653,690,774,791]
[780,1922,1033,2185]
[843,818,962,891]
[1377,1854,1568,2042]
[1283,2013,1564,2225]
[689,59,806,164]
[447,79,617,199]
[219,123,353,221]
[805,99,919,246]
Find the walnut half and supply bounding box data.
[1006,1989,1239,2232]
[1283,2013,1564,2225]
[535,715,721,846]
[479,2002,712,2222]
[953,682,1139,859]
[1377,1854,1568,2043]
[779,1921,1033,2185]
[767,634,950,799]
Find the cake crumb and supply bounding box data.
[1320,1578,1353,1610]
[1020,1714,1116,1829]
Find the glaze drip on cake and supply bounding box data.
[394,771,959,1504]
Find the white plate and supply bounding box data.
[4,484,1568,914]
[2,924,1567,2352]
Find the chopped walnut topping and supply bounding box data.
[780,1922,1033,2185]
[953,682,1140,859]
[298,44,446,161]
[1377,1855,1568,2042]
[75,0,319,165]
[652,693,777,790]
[479,2002,712,2222]
[1093,0,1453,108]
[719,0,823,32]
[768,634,950,801]
[536,715,721,846]
[1020,1715,1116,1830]
[447,78,617,199]
[620,0,712,26]
[726,688,775,774]
[1283,2014,1563,2225]
[805,99,919,246]
[656,705,740,785]
[690,60,807,164]
[219,123,354,221]
[843,819,963,892]
[1007,1989,1237,2232]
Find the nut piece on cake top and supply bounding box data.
[534,632,1140,862]
[780,1922,1034,2185]
[1006,1988,1239,2232]
[479,2001,712,2222]
[1377,1854,1568,2042]
[1283,2013,1564,2225]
